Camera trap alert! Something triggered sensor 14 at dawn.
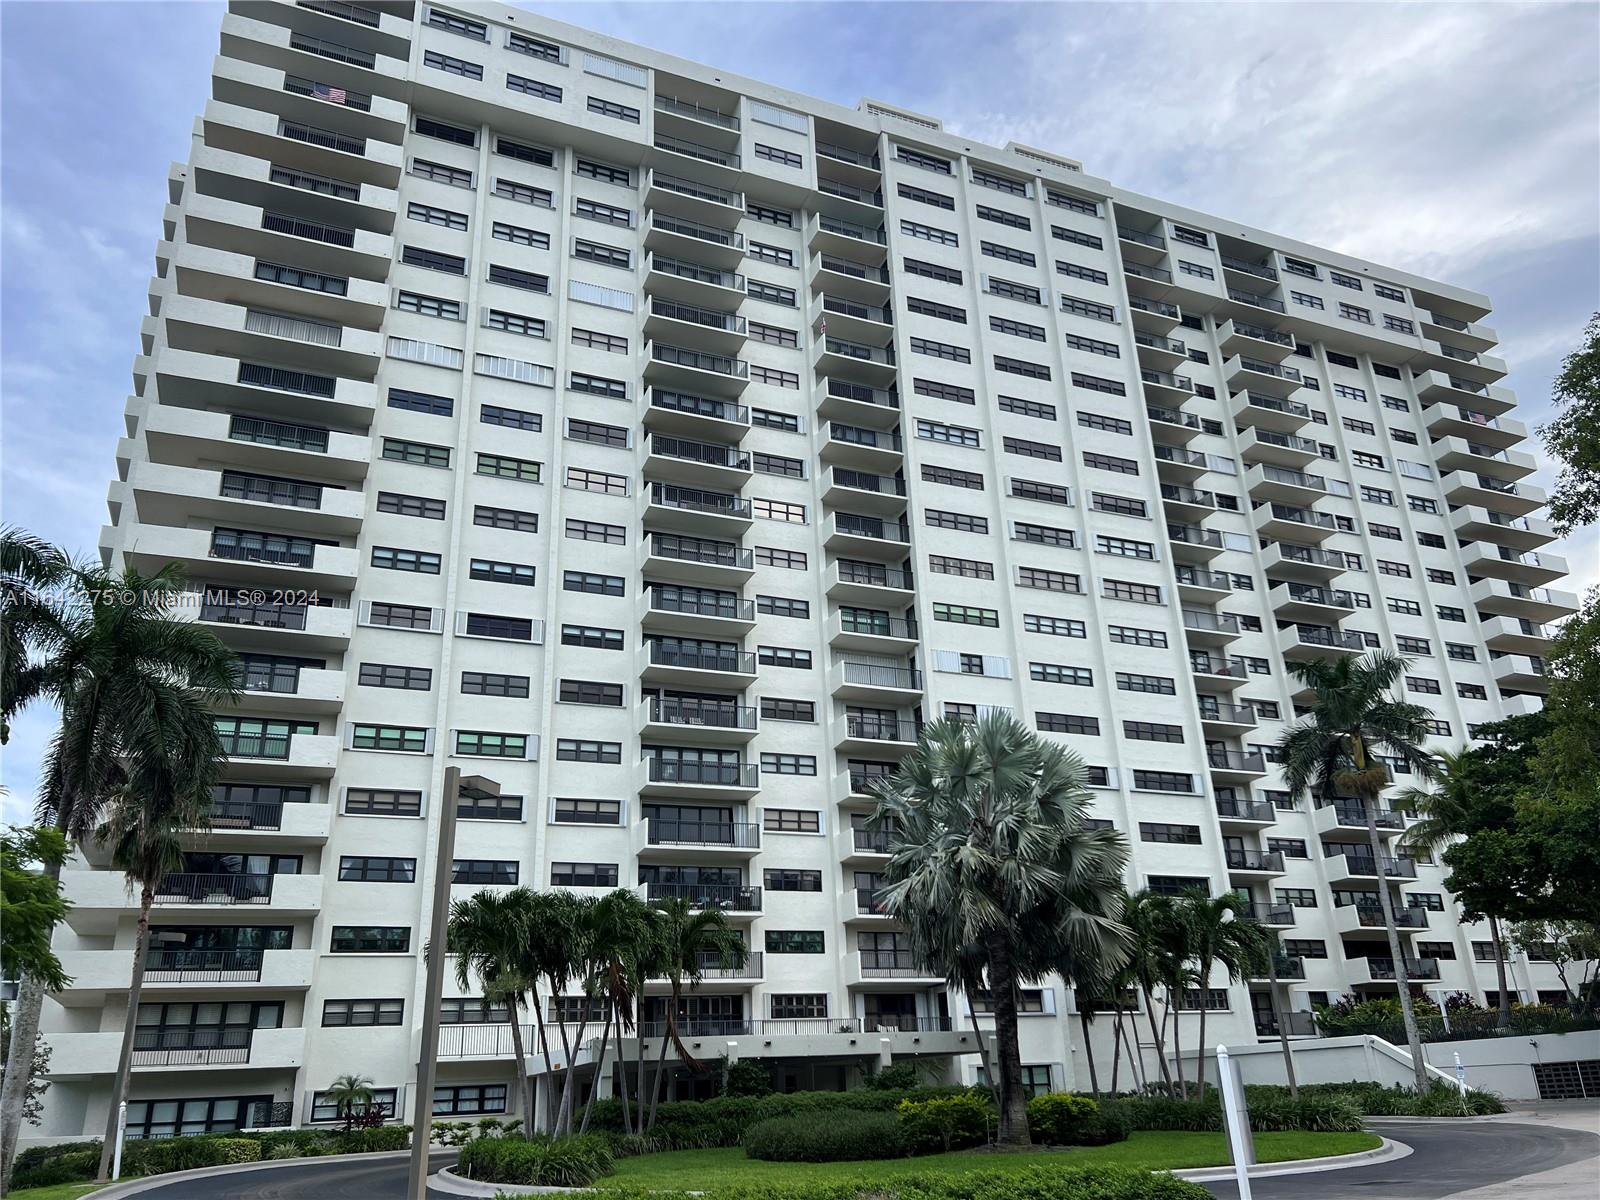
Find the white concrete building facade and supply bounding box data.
[36,0,1578,1142]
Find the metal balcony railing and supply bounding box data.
[1242,901,1296,926]
[652,343,748,378]
[1152,445,1208,469]
[1228,288,1286,313]
[1167,524,1224,549]
[1217,797,1277,823]
[210,531,316,568]
[269,164,360,200]
[1290,626,1367,652]
[646,697,758,731]
[831,469,906,496]
[1141,368,1193,392]
[1366,956,1440,981]
[298,0,381,26]
[835,561,913,590]
[650,299,747,335]
[647,535,753,571]
[1229,320,1294,346]
[1199,701,1256,725]
[838,613,917,639]
[1251,429,1320,454]
[649,211,745,249]
[1331,853,1417,879]
[844,716,921,743]
[649,389,748,425]
[1258,465,1326,490]
[645,818,761,848]
[1206,749,1267,772]
[1135,332,1187,355]
[816,141,880,169]
[654,94,739,129]
[1183,610,1241,635]
[1267,504,1338,531]
[1226,848,1284,872]
[817,213,886,244]
[649,170,742,208]
[833,514,911,543]
[654,132,740,168]
[288,31,376,69]
[283,74,372,112]
[649,254,744,290]
[1256,1011,1318,1037]
[644,642,756,674]
[132,1025,254,1066]
[217,728,293,759]
[219,472,324,510]
[1274,543,1348,569]
[645,758,759,788]
[1118,226,1165,248]
[826,378,898,408]
[261,210,357,248]
[822,294,893,324]
[818,178,883,207]
[648,434,751,471]
[155,873,275,904]
[848,770,894,795]
[839,663,922,690]
[200,597,310,631]
[1124,262,1173,284]
[1283,583,1356,608]
[206,800,287,830]
[828,423,903,453]
[647,591,754,621]
[858,950,931,977]
[817,254,890,283]
[1128,296,1180,319]
[1221,254,1278,280]
[1147,405,1202,430]
[648,483,752,519]
[1175,567,1231,591]
[646,882,761,910]
[1161,484,1216,507]
[1319,799,1405,830]
[144,948,266,982]
[237,362,337,398]
[228,415,331,452]
[277,118,365,155]
[1191,655,1249,679]
[855,888,891,915]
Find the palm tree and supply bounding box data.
[1177,890,1261,1100]
[577,890,655,1135]
[0,557,238,1186]
[323,1073,376,1132]
[1120,889,1179,1095]
[445,888,539,1121]
[1051,897,1128,1100]
[94,762,216,1180]
[0,527,69,745]
[644,897,747,1130]
[1154,908,1194,1096]
[1277,651,1438,1093]
[1396,749,1513,1031]
[525,890,586,1132]
[869,712,1129,1144]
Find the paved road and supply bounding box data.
[1202,1118,1600,1200]
[123,1150,458,1198]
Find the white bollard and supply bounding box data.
[1453,1052,1468,1093]
[1216,1044,1253,1200]
[112,1100,128,1181]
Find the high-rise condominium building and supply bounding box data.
[35,0,1574,1144]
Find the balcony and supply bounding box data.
[848,887,895,924]
[1216,797,1278,827]
[1441,470,1546,516]
[1221,254,1279,283]
[644,168,744,227]
[1460,542,1568,587]
[122,461,363,539]
[638,697,758,745]
[1425,404,1528,449]
[1226,848,1287,879]
[204,798,332,842]
[644,341,749,397]
[1271,582,1357,623]
[644,209,746,269]
[1225,287,1286,316]
[822,422,903,471]
[636,817,761,859]
[140,347,374,426]
[1159,484,1216,522]
[1450,507,1555,553]
[1145,404,1205,446]
[1325,852,1417,883]
[643,387,751,441]
[640,588,757,638]
[643,432,753,490]
[1133,332,1189,371]
[638,640,758,690]
[1245,463,1327,506]
[1127,295,1182,333]
[1191,654,1251,690]
[1225,355,1303,399]
[1151,445,1209,483]
[1278,624,1367,661]
[1260,541,1348,583]
[63,870,323,933]
[1165,522,1225,563]
[1181,608,1242,647]
[1491,654,1551,693]
[1237,428,1322,470]
[1139,368,1194,405]
[54,947,314,1001]
[1435,435,1540,482]
[1351,956,1440,986]
[644,298,748,355]
[1333,902,1429,939]
[816,376,900,428]
[155,289,382,377]
[1253,502,1339,543]
[171,240,386,330]
[1470,578,1580,624]
[640,533,755,589]
[830,661,924,702]
[822,467,908,515]
[837,715,922,755]
[123,524,359,593]
[1250,956,1307,984]
[1421,311,1500,353]
[653,129,741,178]
[182,592,352,652]
[643,253,746,308]
[812,293,894,345]
[808,251,892,302]
[643,482,754,538]
[644,881,761,915]
[826,512,912,559]
[1198,700,1258,736]
[1122,260,1175,297]
[1116,224,1167,262]
[1480,615,1556,656]
[1173,566,1232,604]
[1217,318,1295,362]
[138,405,370,483]
[1412,369,1516,418]
[805,211,890,264]
[826,560,915,605]
[1230,390,1312,433]
[1314,800,1405,838]
[848,950,944,988]
[638,756,760,799]
[1241,901,1297,929]
[814,335,897,387]
[200,98,400,191]
[826,608,919,652]
[51,1026,305,1077]
[1206,748,1269,782]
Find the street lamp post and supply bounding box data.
[407,768,500,1200]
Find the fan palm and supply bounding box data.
[644,897,747,1130]
[1176,890,1261,1100]
[577,890,655,1134]
[0,527,69,744]
[94,763,216,1179]
[446,888,539,1120]
[869,712,1129,1144]
[1396,749,1513,1030]
[1277,651,1438,1092]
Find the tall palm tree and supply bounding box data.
[1154,909,1195,1097]
[94,763,216,1180]
[869,712,1129,1144]
[1120,889,1179,1095]
[526,890,586,1132]
[445,888,539,1121]
[577,890,654,1135]
[1396,749,1513,1031]
[1177,890,1260,1100]
[323,1073,376,1132]
[0,527,69,745]
[644,897,747,1130]
[1277,651,1438,1093]
[1,558,238,1186]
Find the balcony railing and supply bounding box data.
[646,882,761,910]
[261,209,357,248]
[647,591,754,622]
[649,211,744,249]
[1256,1011,1318,1037]
[831,469,906,496]
[649,171,741,208]
[1290,626,1367,652]
[816,141,880,169]
[210,531,316,568]
[297,0,380,26]
[822,294,894,324]
[858,950,931,977]
[207,800,287,831]
[1283,583,1356,608]
[649,254,744,290]
[217,727,293,759]
[1258,465,1326,490]
[155,873,275,904]
[645,819,761,848]
[852,828,893,854]
[1135,332,1187,355]
[1167,524,1224,549]
[654,94,739,129]
[826,378,898,409]
[1267,504,1338,531]
[839,663,922,690]
[652,343,748,379]
[817,254,890,283]
[828,423,903,453]
[1331,853,1417,879]
[288,31,376,69]
[654,132,739,169]
[1216,797,1276,823]
[277,118,365,155]
[1128,296,1180,319]
[855,888,890,915]
[1221,254,1278,280]
[1319,800,1405,830]
[238,362,337,398]
[834,514,911,543]
[1161,484,1215,507]
[844,716,921,743]
[1152,445,1208,469]
[1191,655,1248,679]
[1366,956,1440,981]
[1141,368,1193,392]
[647,535,752,572]
[648,434,751,471]
[649,389,748,425]
[818,178,883,207]
[838,613,917,639]
[1274,543,1348,570]
[228,415,331,452]
[283,74,372,112]
[1174,567,1231,592]
[1199,701,1256,725]
[645,758,759,788]
[144,948,265,982]
[1251,429,1320,454]
[1242,901,1296,926]
[1229,320,1294,346]
[200,597,311,631]
[648,483,752,519]
[1206,749,1267,773]
[1226,848,1284,872]
[219,472,324,510]
[818,213,886,244]
[1124,262,1173,284]
[650,299,747,335]
[1147,405,1202,430]
[132,1025,254,1066]
[1118,226,1165,249]
[1337,901,1429,930]
[1182,610,1241,635]
[836,561,913,590]
[644,642,756,674]
[646,697,758,731]
[268,164,359,200]
[1228,288,1286,313]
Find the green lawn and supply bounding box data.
[0,1184,103,1200]
[598,1131,1381,1187]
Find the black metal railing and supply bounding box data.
[155,873,275,904]
[645,759,759,788]
[144,948,266,982]
[645,819,761,848]
[645,642,756,674]
[844,716,921,743]
[646,697,757,731]
[646,882,762,911]
[132,1025,254,1066]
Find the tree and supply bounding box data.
[1398,748,1516,1028]
[525,890,585,1133]
[1277,652,1438,1093]
[0,527,69,745]
[870,712,1129,1143]
[644,897,746,1130]
[577,890,654,1135]
[95,759,218,1181]
[445,888,539,1122]
[1540,312,1600,535]
[323,1074,376,1132]
[1,559,239,1187]
[0,1007,51,1128]
[1507,921,1600,1014]
[1119,889,1179,1095]
[1177,890,1261,1100]
[0,827,71,992]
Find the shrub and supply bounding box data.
[586,1163,1212,1200]
[862,1061,921,1091]
[210,1138,264,1165]
[723,1058,775,1097]
[123,1135,236,1176]
[456,1134,615,1187]
[1026,1093,1129,1145]
[743,1111,906,1162]
[332,1123,411,1153]
[895,1093,992,1155]
[1114,1094,1219,1132]
[601,1132,666,1159]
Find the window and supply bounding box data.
[1141,823,1202,845]
[480,404,542,432]
[752,497,807,522]
[755,546,806,569]
[921,464,984,490]
[1030,662,1093,686]
[757,595,809,618]
[461,672,530,698]
[556,739,622,764]
[761,698,815,722]
[339,856,416,883]
[983,244,1038,269]
[560,625,624,650]
[344,789,422,817]
[553,797,622,824]
[765,869,822,892]
[406,200,468,230]
[1109,624,1166,648]
[748,242,794,267]
[976,204,1030,230]
[452,860,519,885]
[1406,676,1442,695]
[925,509,988,533]
[1037,712,1099,735]
[906,296,967,323]
[903,257,963,284]
[758,646,812,669]
[1104,578,1162,604]
[551,862,619,888]
[1018,566,1080,593]
[930,555,994,579]
[896,146,952,173]
[900,219,958,246]
[455,730,529,758]
[1117,672,1175,695]
[1012,479,1071,506]
[383,438,451,468]
[1125,721,1183,743]
[763,807,820,832]
[766,930,825,954]
[1091,493,1147,518]
[1078,410,1133,435]
[748,322,797,348]
[330,926,410,953]
[991,316,1046,342]
[376,492,446,520]
[567,418,628,447]
[323,998,403,1027]
[573,197,631,225]
[559,680,624,707]
[998,396,1055,421]
[898,182,954,209]
[357,662,432,691]
[934,603,998,627]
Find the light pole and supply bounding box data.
[407,768,500,1200]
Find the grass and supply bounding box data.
[0,1184,103,1200]
[597,1131,1382,1187]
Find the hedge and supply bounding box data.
[744,1112,906,1162]
[894,1095,991,1155]
[580,1163,1212,1200]
[1026,1094,1130,1145]
[1110,1089,1363,1133]
[455,1134,615,1186]
[9,1124,411,1188]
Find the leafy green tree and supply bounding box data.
[0,827,71,991]
[1540,312,1600,534]
[1177,890,1263,1100]
[1277,652,1437,1093]
[1119,889,1180,1095]
[323,1073,376,1132]
[576,889,654,1135]
[0,1007,51,1128]
[445,888,539,1122]
[869,712,1128,1143]
[0,527,69,744]
[1507,921,1600,1013]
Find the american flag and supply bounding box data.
[313,83,347,105]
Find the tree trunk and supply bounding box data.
[633,1015,650,1135]
[1109,1012,1123,1094]
[1194,964,1210,1102]
[1268,955,1298,1100]
[508,1012,531,1127]
[556,1010,594,1136]
[963,992,1000,1109]
[616,997,634,1136]
[1489,914,1512,1030]
[1364,797,1431,1093]
[579,1000,613,1135]
[645,987,676,1131]
[1117,1007,1146,1092]
[1140,984,1173,1093]
[97,886,155,1181]
[983,932,1030,1145]
[551,1005,579,1136]
[1168,987,1186,1098]
[1078,1009,1100,1099]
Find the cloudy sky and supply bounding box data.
[1,1,1596,821]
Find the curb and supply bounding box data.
[431,1165,587,1196]
[81,1147,456,1199]
[1173,1134,1410,1182]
